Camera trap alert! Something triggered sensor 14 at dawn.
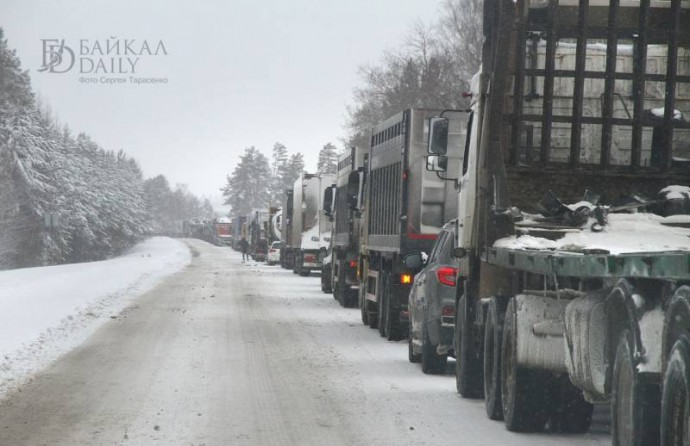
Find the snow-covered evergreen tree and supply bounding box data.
[222,146,271,217]
[316,143,339,175]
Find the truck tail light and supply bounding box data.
[437,267,458,287]
[400,273,413,285]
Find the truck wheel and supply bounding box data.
[368,300,378,329]
[422,323,447,374]
[661,334,690,445]
[611,329,661,446]
[336,262,347,307]
[548,375,593,433]
[456,296,483,398]
[360,289,369,325]
[409,334,421,363]
[501,298,549,432]
[378,274,387,337]
[383,273,402,341]
[484,297,508,420]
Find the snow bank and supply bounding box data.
[0,237,190,398]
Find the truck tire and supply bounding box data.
[378,273,387,337]
[360,288,369,325]
[336,261,347,307]
[455,295,484,398]
[409,334,421,363]
[384,273,403,341]
[548,375,593,433]
[321,266,332,293]
[483,297,508,420]
[368,301,378,329]
[612,328,661,446]
[501,298,549,432]
[661,334,690,445]
[422,322,447,374]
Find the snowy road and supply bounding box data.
[0,240,611,445]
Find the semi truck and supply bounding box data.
[354,109,462,340]
[424,0,690,442]
[213,217,233,246]
[323,146,369,307]
[246,209,270,261]
[281,173,334,275]
[230,215,247,250]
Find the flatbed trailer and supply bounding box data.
[425,0,690,442]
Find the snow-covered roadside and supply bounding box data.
[0,237,191,399]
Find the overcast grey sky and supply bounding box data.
[1,0,442,209]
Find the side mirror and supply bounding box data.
[426,155,448,172]
[323,185,335,217]
[403,253,424,269]
[428,117,449,154]
[347,171,360,211]
[453,247,468,258]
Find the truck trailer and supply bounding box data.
[281,173,334,275]
[323,146,369,307]
[354,109,462,341]
[426,0,690,442]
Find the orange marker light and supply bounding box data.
[401,273,413,285]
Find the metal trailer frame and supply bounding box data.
[453,0,690,438]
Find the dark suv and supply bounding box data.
[406,220,458,374]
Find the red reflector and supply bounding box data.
[349,260,357,268]
[401,273,413,285]
[442,305,455,317]
[437,267,457,287]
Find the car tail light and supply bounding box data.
[400,273,413,285]
[349,260,357,268]
[437,267,458,287]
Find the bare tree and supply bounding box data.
[345,3,483,143]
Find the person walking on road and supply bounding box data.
[239,237,249,262]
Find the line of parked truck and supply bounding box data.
[224,1,690,444]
